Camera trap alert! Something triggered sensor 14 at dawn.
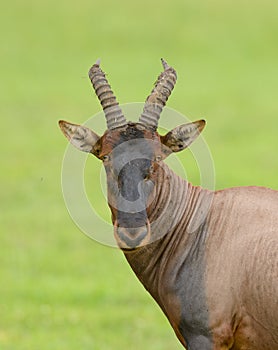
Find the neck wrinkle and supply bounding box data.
[148,162,196,242]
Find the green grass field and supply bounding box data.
[1,0,277,349]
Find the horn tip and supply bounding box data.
[88,59,101,77]
[161,58,169,70]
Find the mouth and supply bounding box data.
[114,220,151,250]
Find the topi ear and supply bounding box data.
[161,120,205,156]
[59,120,100,153]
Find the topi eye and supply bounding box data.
[144,165,154,180]
[155,155,162,162]
[102,155,110,162]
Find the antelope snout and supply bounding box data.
[114,223,150,250]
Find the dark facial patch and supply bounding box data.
[118,158,152,201]
[98,123,161,249]
[117,210,148,229]
[113,155,154,231]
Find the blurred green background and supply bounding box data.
[0,0,277,349]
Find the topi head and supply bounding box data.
[59,59,205,249]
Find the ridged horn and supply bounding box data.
[88,60,127,130]
[139,59,177,130]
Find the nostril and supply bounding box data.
[116,225,149,248]
[117,226,147,239]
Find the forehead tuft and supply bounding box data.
[99,123,160,156]
[119,123,146,141]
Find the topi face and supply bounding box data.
[59,60,205,249]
